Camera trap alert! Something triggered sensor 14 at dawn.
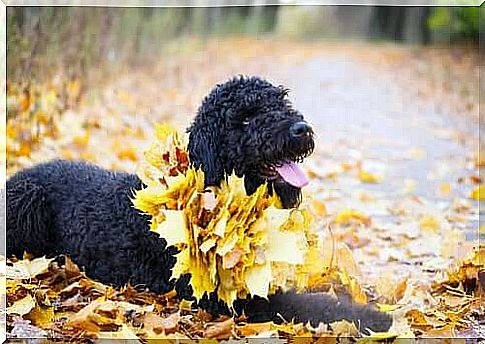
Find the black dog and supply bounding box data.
[6,76,391,333]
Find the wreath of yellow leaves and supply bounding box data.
[132,124,321,306]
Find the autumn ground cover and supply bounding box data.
[4,38,483,341]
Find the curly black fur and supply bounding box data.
[188,76,314,208]
[6,76,391,333]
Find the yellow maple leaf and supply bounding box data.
[334,209,371,226]
[358,170,381,183]
[245,262,271,298]
[117,147,138,162]
[26,305,55,328]
[151,210,188,247]
[419,215,441,233]
[469,185,485,200]
[265,227,307,265]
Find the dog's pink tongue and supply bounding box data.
[276,162,309,188]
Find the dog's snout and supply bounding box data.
[290,121,312,138]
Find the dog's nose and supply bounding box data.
[290,122,312,138]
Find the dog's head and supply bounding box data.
[187,76,314,208]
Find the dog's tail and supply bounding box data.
[6,174,56,258]
[243,291,392,334]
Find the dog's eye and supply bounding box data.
[239,112,253,126]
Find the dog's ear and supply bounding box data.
[187,123,225,187]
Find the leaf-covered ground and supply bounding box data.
[4,38,483,341]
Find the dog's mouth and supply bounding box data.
[273,161,309,188]
[261,154,311,188]
[254,128,314,188]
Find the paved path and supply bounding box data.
[279,55,479,241]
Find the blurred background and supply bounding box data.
[6,6,480,81]
[4,4,484,307]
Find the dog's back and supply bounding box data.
[6,160,176,291]
[8,160,122,252]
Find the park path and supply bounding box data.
[283,53,479,238]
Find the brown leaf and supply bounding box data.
[64,256,82,279]
[329,319,359,337]
[405,309,433,331]
[142,312,180,337]
[204,317,234,339]
[65,299,120,334]
[394,278,408,302]
[236,322,273,337]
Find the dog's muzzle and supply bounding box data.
[271,121,314,188]
[290,121,313,138]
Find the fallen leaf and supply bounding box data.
[9,257,52,279]
[26,305,55,328]
[204,318,234,339]
[334,209,371,227]
[117,147,138,161]
[469,185,485,200]
[419,215,441,233]
[7,294,36,316]
[142,312,180,337]
[311,199,328,217]
[330,319,359,337]
[405,309,433,330]
[236,322,273,337]
[358,170,381,183]
[65,298,120,334]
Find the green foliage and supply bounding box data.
[428,7,479,41]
